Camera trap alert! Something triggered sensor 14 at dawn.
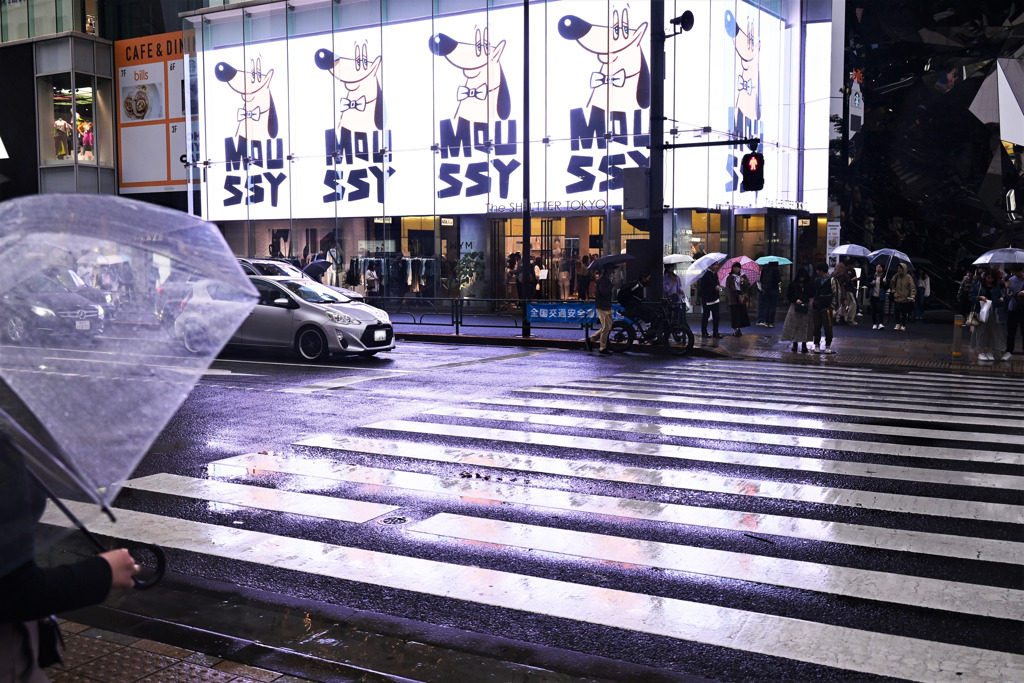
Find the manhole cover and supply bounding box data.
[380,516,409,525]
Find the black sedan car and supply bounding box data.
[1,273,106,345]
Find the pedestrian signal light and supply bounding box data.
[740,152,765,192]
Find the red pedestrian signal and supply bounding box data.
[740,152,765,192]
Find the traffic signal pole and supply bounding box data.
[649,0,665,302]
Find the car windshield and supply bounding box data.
[253,261,305,278]
[47,268,87,290]
[19,273,70,294]
[278,279,351,303]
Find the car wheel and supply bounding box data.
[181,321,212,354]
[3,315,30,344]
[295,327,329,361]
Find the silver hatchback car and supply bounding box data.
[176,275,394,360]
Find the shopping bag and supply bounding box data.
[978,299,993,323]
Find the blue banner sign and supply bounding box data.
[526,302,624,323]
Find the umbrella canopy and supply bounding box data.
[680,252,728,288]
[302,259,332,280]
[830,244,872,258]
[755,255,793,266]
[588,253,635,271]
[868,248,912,274]
[718,255,761,284]
[973,248,1024,265]
[77,252,118,266]
[663,254,693,265]
[0,194,257,579]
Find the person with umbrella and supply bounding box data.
[1006,263,1024,356]
[889,263,915,331]
[867,264,889,329]
[756,260,782,328]
[589,265,616,355]
[724,261,751,336]
[811,262,840,354]
[969,268,1010,362]
[698,261,724,339]
[1,446,141,681]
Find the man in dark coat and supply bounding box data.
[699,261,723,338]
[590,266,615,355]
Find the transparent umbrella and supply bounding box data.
[680,252,728,288]
[830,244,871,258]
[0,194,257,582]
[973,247,1024,265]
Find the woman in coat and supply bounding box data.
[889,263,915,331]
[969,269,1009,362]
[724,262,750,336]
[781,270,815,352]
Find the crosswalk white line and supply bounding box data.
[294,435,1024,524]
[124,473,400,523]
[537,384,1022,430]
[410,513,1024,621]
[627,370,1024,411]
[476,395,1012,446]
[40,501,1024,683]
[682,362,1024,391]
[418,406,1023,470]
[214,451,1024,563]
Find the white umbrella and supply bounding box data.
[830,244,871,257]
[681,252,727,288]
[973,247,1024,265]
[663,254,693,265]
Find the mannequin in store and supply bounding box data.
[326,246,343,287]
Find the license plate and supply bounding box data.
[75,320,90,330]
[374,329,387,342]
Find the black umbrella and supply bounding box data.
[303,259,332,280]
[587,253,636,270]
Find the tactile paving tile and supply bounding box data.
[50,633,123,670]
[68,647,176,683]
[138,661,239,683]
[49,672,102,683]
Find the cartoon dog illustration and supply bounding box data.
[428,27,510,123]
[727,10,760,122]
[558,8,650,112]
[314,43,383,132]
[215,57,278,139]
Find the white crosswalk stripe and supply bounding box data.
[74,360,1023,682]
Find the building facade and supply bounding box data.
[1,0,839,301]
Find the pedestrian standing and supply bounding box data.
[868,264,888,329]
[725,263,750,336]
[699,262,724,339]
[889,263,915,331]
[1004,263,1024,355]
[811,262,839,354]
[969,268,1009,362]
[756,261,781,328]
[914,269,930,320]
[842,262,859,325]
[590,265,615,355]
[781,270,814,352]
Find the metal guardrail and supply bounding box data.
[367,296,594,335]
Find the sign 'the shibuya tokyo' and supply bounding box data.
[189,1,814,222]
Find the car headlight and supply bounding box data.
[325,309,359,325]
[104,292,114,304]
[30,306,55,318]
[96,305,105,320]
[370,308,390,324]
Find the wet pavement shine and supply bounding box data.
[33,307,1023,683]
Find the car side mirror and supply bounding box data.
[272,297,291,307]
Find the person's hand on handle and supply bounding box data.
[100,548,139,590]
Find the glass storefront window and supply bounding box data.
[31,0,58,36]
[95,75,113,166]
[39,72,76,165]
[73,72,96,164]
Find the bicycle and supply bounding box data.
[583,302,694,355]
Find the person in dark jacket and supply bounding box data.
[780,270,815,352]
[811,262,840,354]
[1,447,139,681]
[699,261,723,338]
[756,261,781,327]
[590,266,615,355]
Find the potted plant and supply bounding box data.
[443,251,485,297]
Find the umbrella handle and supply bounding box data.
[129,543,167,590]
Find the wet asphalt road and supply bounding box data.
[79,341,1023,682]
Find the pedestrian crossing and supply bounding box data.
[46,360,1024,682]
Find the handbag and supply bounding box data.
[978,299,993,323]
[964,304,981,327]
[36,616,64,668]
[794,302,808,314]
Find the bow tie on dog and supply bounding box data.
[237,107,263,121]
[339,96,367,111]
[457,85,489,101]
[590,69,627,88]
